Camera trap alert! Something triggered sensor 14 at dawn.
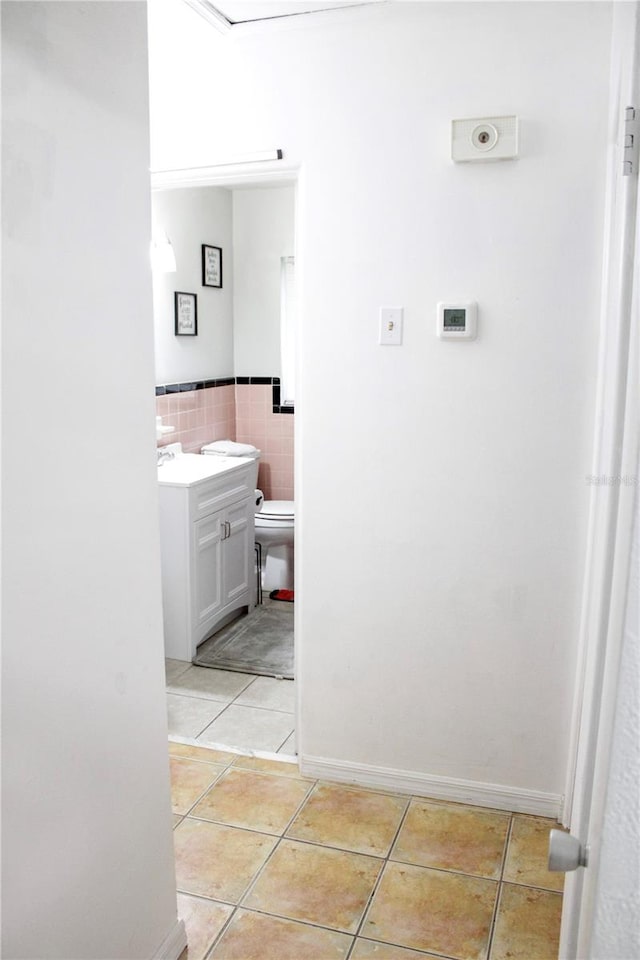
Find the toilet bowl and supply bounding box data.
[201,440,295,593]
[255,501,295,592]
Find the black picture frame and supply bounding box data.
[174,292,198,336]
[202,244,222,288]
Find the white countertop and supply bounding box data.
[157,453,253,488]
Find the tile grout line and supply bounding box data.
[168,744,240,768]
[205,776,421,950]
[212,903,361,945]
[202,903,239,960]
[184,785,520,949]
[171,687,294,742]
[485,813,514,960]
[279,779,320,838]
[185,685,292,741]
[383,855,509,882]
[353,933,458,960]
[232,781,323,912]
[169,662,258,697]
[171,762,231,820]
[194,707,294,751]
[193,701,235,739]
[175,888,237,908]
[179,792,309,960]
[274,726,296,753]
[347,797,517,960]
[184,771,317,841]
[171,749,563,958]
[167,691,232,706]
[345,794,414,958]
[230,755,302,777]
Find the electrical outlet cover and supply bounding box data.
[451,115,518,162]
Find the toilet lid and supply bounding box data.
[257,500,295,520]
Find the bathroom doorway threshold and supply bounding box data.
[194,598,294,679]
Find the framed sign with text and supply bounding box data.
[174,291,198,336]
[202,244,222,288]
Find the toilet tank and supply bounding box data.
[201,440,261,489]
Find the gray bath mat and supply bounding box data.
[194,599,294,679]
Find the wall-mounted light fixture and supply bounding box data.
[150,231,177,273]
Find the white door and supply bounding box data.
[559,5,640,955]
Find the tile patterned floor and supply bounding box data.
[166,660,296,755]
[170,743,563,960]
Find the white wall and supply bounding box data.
[2,3,181,958]
[149,0,612,804]
[153,186,233,383]
[232,185,295,376]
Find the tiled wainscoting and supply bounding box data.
[236,384,294,502]
[156,379,293,501]
[156,384,236,455]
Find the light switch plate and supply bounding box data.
[379,307,403,345]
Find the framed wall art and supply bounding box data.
[202,244,222,288]
[174,291,198,336]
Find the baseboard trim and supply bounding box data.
[152,918,187,960]
[299,755,563,819]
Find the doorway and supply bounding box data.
[152,158,301,757]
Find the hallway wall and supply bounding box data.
[148,0,612,807]
[1,3,181,957]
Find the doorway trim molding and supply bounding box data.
[150,158,299,192]
[150,158,304,760]
[560,3,640,956]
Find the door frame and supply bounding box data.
[150,157,304,748]
[560,3,640,955]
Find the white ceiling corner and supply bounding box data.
[183,0,385,32]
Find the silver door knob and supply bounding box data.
[548,829,589,871]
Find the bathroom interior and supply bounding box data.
[153,178,299,756]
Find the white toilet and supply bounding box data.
[254,501,295,592]
[201,440,295,594]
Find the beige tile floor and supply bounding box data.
[170,743,564,960]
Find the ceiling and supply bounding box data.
[186,0,383,28]
[217,2,375,22]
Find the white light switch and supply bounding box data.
[379,307,403,345]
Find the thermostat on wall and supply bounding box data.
[437,302,477,340]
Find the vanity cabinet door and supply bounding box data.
[222,497,253,608]
[193,512,224,629]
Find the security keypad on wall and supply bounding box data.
[437,301,478,340]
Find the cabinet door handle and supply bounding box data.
[222,520,231,540]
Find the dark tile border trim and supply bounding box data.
[155,376,293,414]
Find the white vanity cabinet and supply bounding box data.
[158,454,255,662]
